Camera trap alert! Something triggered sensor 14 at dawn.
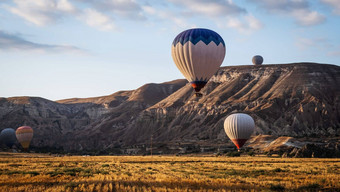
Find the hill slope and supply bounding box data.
[0,63,339,152]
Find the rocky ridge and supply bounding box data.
[0,63,339,155]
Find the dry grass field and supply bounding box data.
[0,152,339,191]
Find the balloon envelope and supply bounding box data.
[0,128,16,148]
[224,113,255,149]
[16,126,33,149]
[252,55,263,65]
[171,28,226,93]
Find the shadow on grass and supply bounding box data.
[0,179,262,191]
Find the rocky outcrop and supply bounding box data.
[105,63,339,151]
[0,63,339,153]
[248,135,340,158]
[283,142,340,158]
[0,80,187,150]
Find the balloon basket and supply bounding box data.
[195,93,203,97]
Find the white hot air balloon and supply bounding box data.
[171,28,226,96]
[224,113,255,151]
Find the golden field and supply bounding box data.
[0,152,339,191]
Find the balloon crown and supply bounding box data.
[172,28,225,46]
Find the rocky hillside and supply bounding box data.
[0,80,187,150]
[0,63,339,154]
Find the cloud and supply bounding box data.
[8,0,76,26]
[296,37,331,50]
[169,0,246,17]
[291,9,325,26]
[328,50,340,56]
[296,37,340,57]
[296,38,317,50]
[142,1,251,32]
[81,9,117,31]
[321,0,340,15]
[74,0,146,20]
[249,0,325,26]
[6,0,144,31]
[295,37,340,57]
[142,5,195,29]
[222,14,263,34]
[0,30,84,53]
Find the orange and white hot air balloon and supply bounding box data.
[224,113,255,151]
[16,126,33,150]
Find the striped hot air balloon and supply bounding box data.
[171,28,226,96]
[224,113,255,151]
[16,126,33,150]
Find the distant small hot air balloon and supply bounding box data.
[0,128,17,148]
[171,28,226,97]
[224,113,255,151]
[252,55,263,65]
[16,126,33,150]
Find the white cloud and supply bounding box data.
[82,9,117,31]
[142,1,251,32]
[143,6,157,15]
[296,37,332,51]
[297,37,340,57]
[57,0,76,12]
[321,0,340,15]
[328,51,340,56]
[292,9,325,26]
[225,14,263,34]
[328,50,340,56]
[169,0,246,17]
[75,0,146,20]
[296,38,316,50]
[142,5,195,29]
[249,0,325,26]
[8,0,76,26]
[6,0,140,30]
[245,14,263,30]
[0,30,84,54]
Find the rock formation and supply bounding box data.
[0,63,339,154]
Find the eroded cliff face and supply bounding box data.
[0,80,187,150]
[0,63,339,152]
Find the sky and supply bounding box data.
[0,0,339,101]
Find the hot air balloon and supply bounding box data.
[16,126,33,150]
[224,113,255,151]
[171,28,226,97]
[0,128,17,148]
[252,55,263,65]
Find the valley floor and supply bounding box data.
[0,152,339,191]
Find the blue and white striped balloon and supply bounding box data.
[171,28,226,94]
